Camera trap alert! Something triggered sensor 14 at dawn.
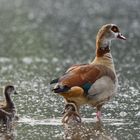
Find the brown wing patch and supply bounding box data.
[66,64,87,73]
[59,64,116,88]
[59,71,84,87]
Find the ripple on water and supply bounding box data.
[18,116,130,127]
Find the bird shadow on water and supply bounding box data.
[63,119,116,140]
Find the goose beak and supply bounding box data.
[117,33,126,40]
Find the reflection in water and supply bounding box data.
[0,125,17,140]
[61,103,111,139]
[61,107,116,140]
[10,116,137,139]
[0,132,16,140]
[63,120,115,140]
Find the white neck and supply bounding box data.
[102,39,111,48]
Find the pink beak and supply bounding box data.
[117,33,126,40]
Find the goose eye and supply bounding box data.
[111,26,119,33]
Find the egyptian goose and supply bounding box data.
[50,24,126,121]
[0,85,18,128]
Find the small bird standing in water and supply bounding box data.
[0,85,18,129]
[50,24,126,122]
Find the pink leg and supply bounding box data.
[96,105,102,121]
[96,111,102,120]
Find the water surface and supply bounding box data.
[0,0,140,139]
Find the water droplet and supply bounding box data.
[120,111,127,117]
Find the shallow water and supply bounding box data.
[0,0,140,139]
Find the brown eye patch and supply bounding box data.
[111,26,119,33]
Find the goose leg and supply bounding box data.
[96,105,102,120]
[96,111,102,120]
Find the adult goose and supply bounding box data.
[50,24,126,122]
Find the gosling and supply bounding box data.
[0,85,17,128]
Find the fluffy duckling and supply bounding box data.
[62,102,81,124]
[51,24,126,121]
[0,85,17,128]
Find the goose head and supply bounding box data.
[4,85,17,95]
[95,24,126,58]
[96,24,126,48]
